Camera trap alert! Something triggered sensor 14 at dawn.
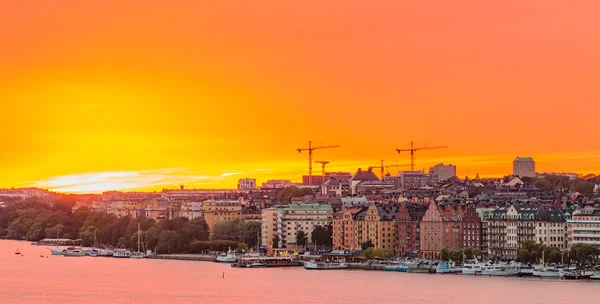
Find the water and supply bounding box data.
[0,240,597,304]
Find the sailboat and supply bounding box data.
[131,223,145,259]
[50,231,65,255]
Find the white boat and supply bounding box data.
[304,259,348,270]
[50,248,65,255]
[590,266,600,280]
[215,248,237,263]
[63,247,85,257]
[113,249,131,258]
[532,267,562,278]
[462,258,487,275]
[436,261,463,274]
[518,265,535,276]
[481,264,520,276]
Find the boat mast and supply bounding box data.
[137,223,141,253]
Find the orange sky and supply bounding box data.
[1,1,600,193]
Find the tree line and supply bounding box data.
[0,199,259,254]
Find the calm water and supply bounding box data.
[0,240,598,304]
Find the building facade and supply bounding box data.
[332,207,364,251]
[419,202,464,257]
[513,157,535,177]
[567,207,600,249]
[262,204,333,249]
[201,200,243,235]
[354,203,399,253]
[237,178,257,190]
[395,203,428,256]
[429,164,457,181]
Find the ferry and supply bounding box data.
[232,257,302,268]
[562,269,593,280]
[590,266,600,280]
[518,265,535,276]
[304,259,348,270]
[480,264,520,276]
[436,261,462,274]
[462,260,487,275]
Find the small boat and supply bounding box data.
[15,249,21,255]
[50,248,65,255]
[215,248,237,263]
[590,266,600,280]
[532,267,562,278]
[436,261,462,274]
[383,264,408,272]
[246,262,267,268]
[113,249,131,258]
[562,270,593,280]
[304,259,348,270]
[63,247,85,257]
[462,259,487,275]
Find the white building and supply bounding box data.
[513,157,535,178]
[568,207,600,249]
[429,163,456,181]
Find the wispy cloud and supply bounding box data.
[220,172,244,177]
[32,168,236,193]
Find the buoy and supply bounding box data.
[522,276,526,278]
[580,278,584,281]
[455,272,458,275]
[222,271,225,279]
[489,275,492,277]
[505,275,508,278]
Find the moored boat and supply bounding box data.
[518,265,535,276]
[480,264,519,276]
[436,261,462,274]
[532,267,562,278]
[113,249,131,258]
[304,259,348,270]
[383,264,408,272]
[215,248,237,263]
[232,256,302,268]
[63,247,85,257]
[50,248,65,255]
[590,266,600,280]
[562,270,593,280]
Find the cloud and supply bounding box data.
[220,172,244,177]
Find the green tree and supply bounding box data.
[157,230,182,254]
[311,224,332,249]
[571,180,594,194]
[533,178,553,191]
[276,186,313,203]
[272,235,280,249]
[296,230,308,247]
[236,242,249,254]
[364,247,391,260]
[570,243,600,266]
[361,240,374,251]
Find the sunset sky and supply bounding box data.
[1,1,600,193]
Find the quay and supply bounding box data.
[148,254,216,262]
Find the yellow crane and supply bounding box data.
[396,142,448,171]
[297,141,340,185]
[314,160,329,185]
[368,160,411,180]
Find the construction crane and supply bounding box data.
[368,160,410,180]
[314,160,329,185]
[297,141,340,185]
[396,141,448,171]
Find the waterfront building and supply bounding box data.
[332,206,365,251]
[201,200,243,234]
[488,205,567,258]
[354,203,400,254]
[419,202,464,258]
[429,164,457,181]
[237,178,257,190]
[567,207,600,249]
[0,187,49,199]
[513,157,535,178]
[262,204,333,249]
[394,203,428,256]
[462,205,482,249]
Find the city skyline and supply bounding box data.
[2,1,600,193]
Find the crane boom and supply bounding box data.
[395,141,448,171]
[368,160,410,179]
[297,141,340,185]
